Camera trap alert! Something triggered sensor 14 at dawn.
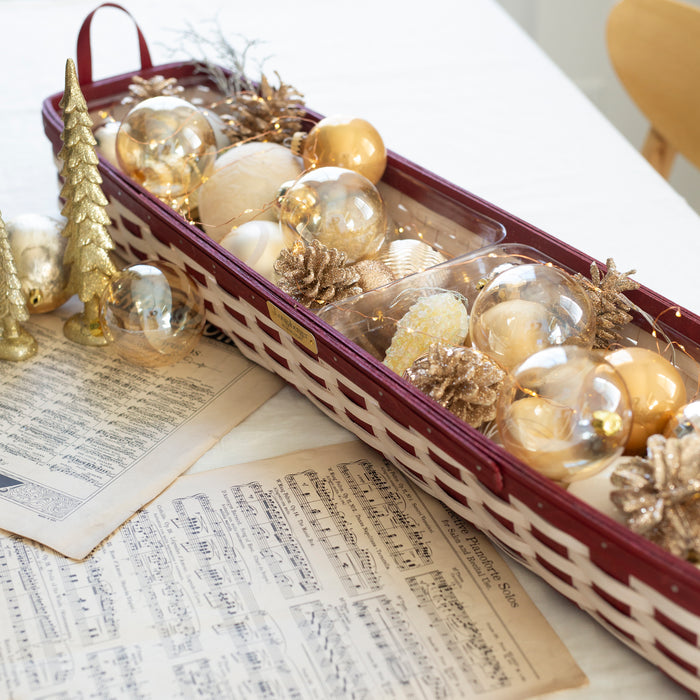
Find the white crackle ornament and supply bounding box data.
[383,292,469,376]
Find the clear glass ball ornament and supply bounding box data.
[469,263,595,371]
[496,345,633,483]
[116,96,217,205]
[99,260,206,368]
[277,166,386,264]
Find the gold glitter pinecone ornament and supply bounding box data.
[610,432,700,560]
[274,240,362,309]
[222,73,305,145]
[121,75,185,107]
[574,258,640,349]
[404,344,506,428]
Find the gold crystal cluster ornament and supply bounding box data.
[0,210,37,361]
[611,432,700,560]
[59,58,117,346]
[274,240,363,309]
[221,73,305,145]
[121,74,185,108]
[404,344,506,428]
[573,258,640,349]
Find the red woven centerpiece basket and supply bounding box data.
[42,4,700,695]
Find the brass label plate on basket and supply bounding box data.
[267,302,318,355]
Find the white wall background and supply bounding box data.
[495,0,700,214]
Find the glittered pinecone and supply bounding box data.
[222,73,305,145]
[404,344,506,428]
[274,240,362,309]
[611,432,700,560]
[574,258,640,349]
[121,75,185,107]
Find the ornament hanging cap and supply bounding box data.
[290,131,307,157]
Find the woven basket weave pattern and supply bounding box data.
[105,194,700,696]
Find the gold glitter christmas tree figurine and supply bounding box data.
[59,58,117,345]
[0,210,38,360]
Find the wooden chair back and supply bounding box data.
[607,0,700,178]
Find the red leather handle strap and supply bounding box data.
[76,3,152,84]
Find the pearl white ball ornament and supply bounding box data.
[219,220,286,282]
[198,142,303,242]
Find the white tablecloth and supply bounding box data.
[2,0,698,697]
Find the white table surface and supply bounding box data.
[2,0,699,697]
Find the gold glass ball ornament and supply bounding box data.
[277,166,387,264]
[99,260,206,368]
[605,346,688,454]
[115,96,217,206]
[469,263,595,371]
[291,115,387,184]
[497,346,633,483]
[6,213,69,313]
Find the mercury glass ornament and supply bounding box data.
[470,263,595,371]
[291,115,387,184]
[99,260,206,368]
[6,213,69,313]
[277,166,386,264]
[497,346,633,483]
[605,346,688,455]
[116,96,217,207]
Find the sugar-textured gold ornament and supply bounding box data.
[6,213,69,314]
[470,263,595,371]
[291,115,387,184]
[610,432,700,560]
[351,259,395,292]
[274,239,362,309]
[198,141,302,241]
[664,401,700,440]
[605,346,688,455]
[278,166,387,264]
[99,260,206,368]
[383,292,469,376]
[219,220,286,282]
[497,346,632,483]
[116,96,217,207]
[404,344,506,428]
[0,210,37,361]
[573,257,640,349]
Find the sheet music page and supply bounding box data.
[0,440,587,699]
[0,299,284,560]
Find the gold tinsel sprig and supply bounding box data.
[574,258,640,349]
[274,240,362,309]
[610,432,700,560]
[121,75,185,107]
[404,344,506,428]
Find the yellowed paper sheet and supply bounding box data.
[0,440,586,699]
[0,299,284,560]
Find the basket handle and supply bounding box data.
[76,3,153,84]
